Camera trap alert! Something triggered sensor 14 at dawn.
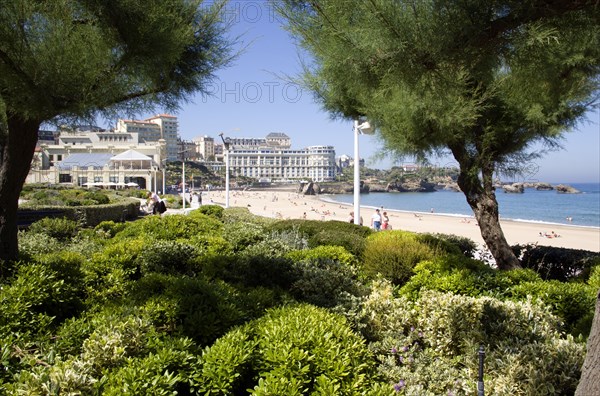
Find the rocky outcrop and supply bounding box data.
[436,182,461,192]
[386,180,436,192]
[502,183,524,193]
[555,184,580,194]
[534,182,554,191]
[300,182,320,195]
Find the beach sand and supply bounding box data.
[203,189,600,252]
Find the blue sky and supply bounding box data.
[152,1,599,184]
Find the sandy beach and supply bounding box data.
[202,189,600,252]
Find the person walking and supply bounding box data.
[371,209,382,231]
[382,211,391,230]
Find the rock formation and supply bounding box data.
[502,183,524,193]
[555,184,580,194]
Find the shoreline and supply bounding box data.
[319,195,600,230]
[201,189,600,252]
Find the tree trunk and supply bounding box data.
[452,151,521,270]
[576,289,600,396]
[465,186,521,270]
[0,114,40,264]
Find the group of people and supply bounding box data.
[146,191,167,215]
[348,208,391,231]
[370,208,391,231]
[540,231,561,238]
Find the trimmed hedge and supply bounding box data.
[18,199,139,228]
[513,244,600,282]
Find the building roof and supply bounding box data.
[110,149,153,161]
[56,153,114,170]
[266,132,290,138]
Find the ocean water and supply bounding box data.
[327,182,600,228]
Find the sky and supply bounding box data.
[143,1,599,184]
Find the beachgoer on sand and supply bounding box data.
[371,209,382,231]
[381,212,391,230]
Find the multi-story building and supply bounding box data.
[225,145,336,182]
[177,139,198,161]
[217,133,336,182]
[27,128,166,190]
[192,135,215,161]
[146,114,178,161]
[116,114,179,161]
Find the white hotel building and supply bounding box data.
[219,133,337,182]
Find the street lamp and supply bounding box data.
[219,133,231,208]
[353,119,374,225]
[178,149,192,210]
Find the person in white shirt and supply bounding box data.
[371,209,382,231]
[147,191,166,215]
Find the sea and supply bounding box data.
[325,182,600,228]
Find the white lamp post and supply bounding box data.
[219,133,231,208]
[182,160,186,210]
[178,148,192,210]
[353,119,374,225]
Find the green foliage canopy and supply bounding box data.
[278,0,600,269]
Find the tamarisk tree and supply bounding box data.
[0,0,234,262]
[277,0,599,270]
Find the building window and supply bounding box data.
[58,174,72,183]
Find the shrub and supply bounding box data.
[286,245,357,267]
[115,213,222,241]
[508,280,596,336]
[362,231,436,286]
[34,251,87,321]
[349,283,585,396]
[190,325,256,395]
[251,305,380,394]
[194,304,381,395]
[136,240,199,276]
[223,254,296,289]
[194,204,224,219]
[94,220,127,238]
[18,230,62,258]
[417,233,477,258]
[267,219,372,256]
[83,191,110,205]
[129,274,249,345]
[7,357,97,395]
[100,337,196,396]
[83,238,146,304]
[512,244,600,282]
[222,206,275,226]
[222,221,266,252]
[81,313,157,373]
[588,265,600,289]
[28,217,79,241]
[290,258,365,308]
[0,261,89,338]
[399,256,540,300]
